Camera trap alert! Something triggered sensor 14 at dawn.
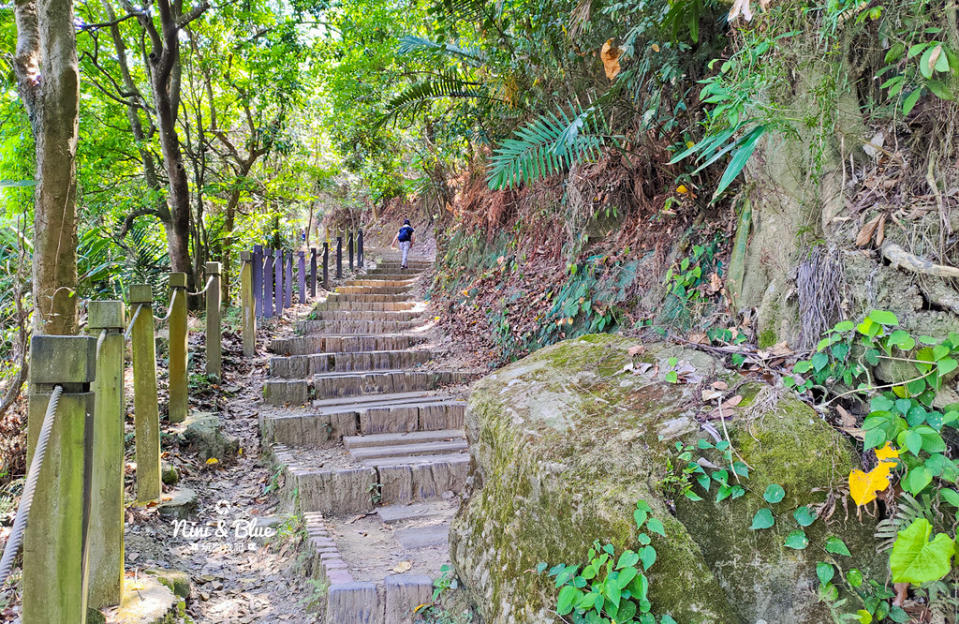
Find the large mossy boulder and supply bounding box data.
[449,334,883,624]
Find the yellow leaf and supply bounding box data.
[849,463,893,506]
[875,442,899,462]
[206,457,219,465]
[651,43,661,53]
[677,185,689,194]
[685,140,694,149]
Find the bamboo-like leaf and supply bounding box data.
[711,125,766,201]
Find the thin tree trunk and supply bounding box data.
[14,0,81,335]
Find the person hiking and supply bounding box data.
[391,219,415,269]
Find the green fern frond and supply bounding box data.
[397,35,485,64]
[432,0,488,21]
[378,71,483,126]
[486,103,609,190]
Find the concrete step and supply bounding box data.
[373,260,431,268]
[326,292,416,303]
[302,507,455,623]
[343,429,465,450]
[272,446,466,513]
[269,350,434,378]
[375,502,448,525]
[296,318,423,335]
[306,309,423,322]
[269,333,428,356]
[262,399,465,447]
[372,454,468,502]
[358,272,424,280]
[264,370,471,406]
[346,278,417,287]
[312,370,473,401]
[336,285,413,295]
[350,440,468,461]
[314,300,417,312]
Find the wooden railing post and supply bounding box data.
[336,236,343,279]
[348,231,354,271]
[24,335,96,624]
[323,242,330,289]
[87,301,125,609]
[168,273,188,424]
[253,244,264,318]
[284,250,293,307]
[274,249,284,315]
[297,251,306,303]
[263,248,275,318]
[129,284,161,504]
[310,247,317,298]
[240,252,256,357]
[358,229,364,268]
[205,262,222,379]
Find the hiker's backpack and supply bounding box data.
[398,225,414,242]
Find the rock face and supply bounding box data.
[449,334,882,624]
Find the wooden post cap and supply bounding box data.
[205,262,222,275]
[88,301,125,330]
[29,335,96,385]
[169,273,187,288]
[240,251,252,262]
[128,284,153,304]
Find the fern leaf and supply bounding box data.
[378,71,482,126]
[486,102,610,190]
[397,35,485,64]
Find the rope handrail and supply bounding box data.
[188,275,215,297]
[124,304,143,341]
[96,328,107,356]
[152,287,179,323]
[0,385,63,588]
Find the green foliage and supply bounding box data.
[787,313,959,502]
[888,519,954,585]
[538,500,677,624]
[432,563,460,601]
[486,103,612,190]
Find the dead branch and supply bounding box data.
[881,242,959,279]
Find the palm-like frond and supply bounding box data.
[378,71,483,126]
[486,103,610,190]
[397,35,485,65]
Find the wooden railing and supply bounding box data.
[3,228,366,622]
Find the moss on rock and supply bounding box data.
[450,334,882,624]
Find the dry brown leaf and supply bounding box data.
[711,381,729,390]
[707,395,743,419]
[707,272,723,294]
[601,39,621,80]
[836,404,857,429]
[702,388,724,401]
[928,45,943,75]
[393,561,413,573]
[628,345,645,356]
[875,213,886,246]
[842,427,865,441]
[687,331,709,345]
[856,214,882,247]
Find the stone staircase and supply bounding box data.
[261,251,474,623]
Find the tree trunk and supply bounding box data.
[124,0,208,285]
[14,0,81,335]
